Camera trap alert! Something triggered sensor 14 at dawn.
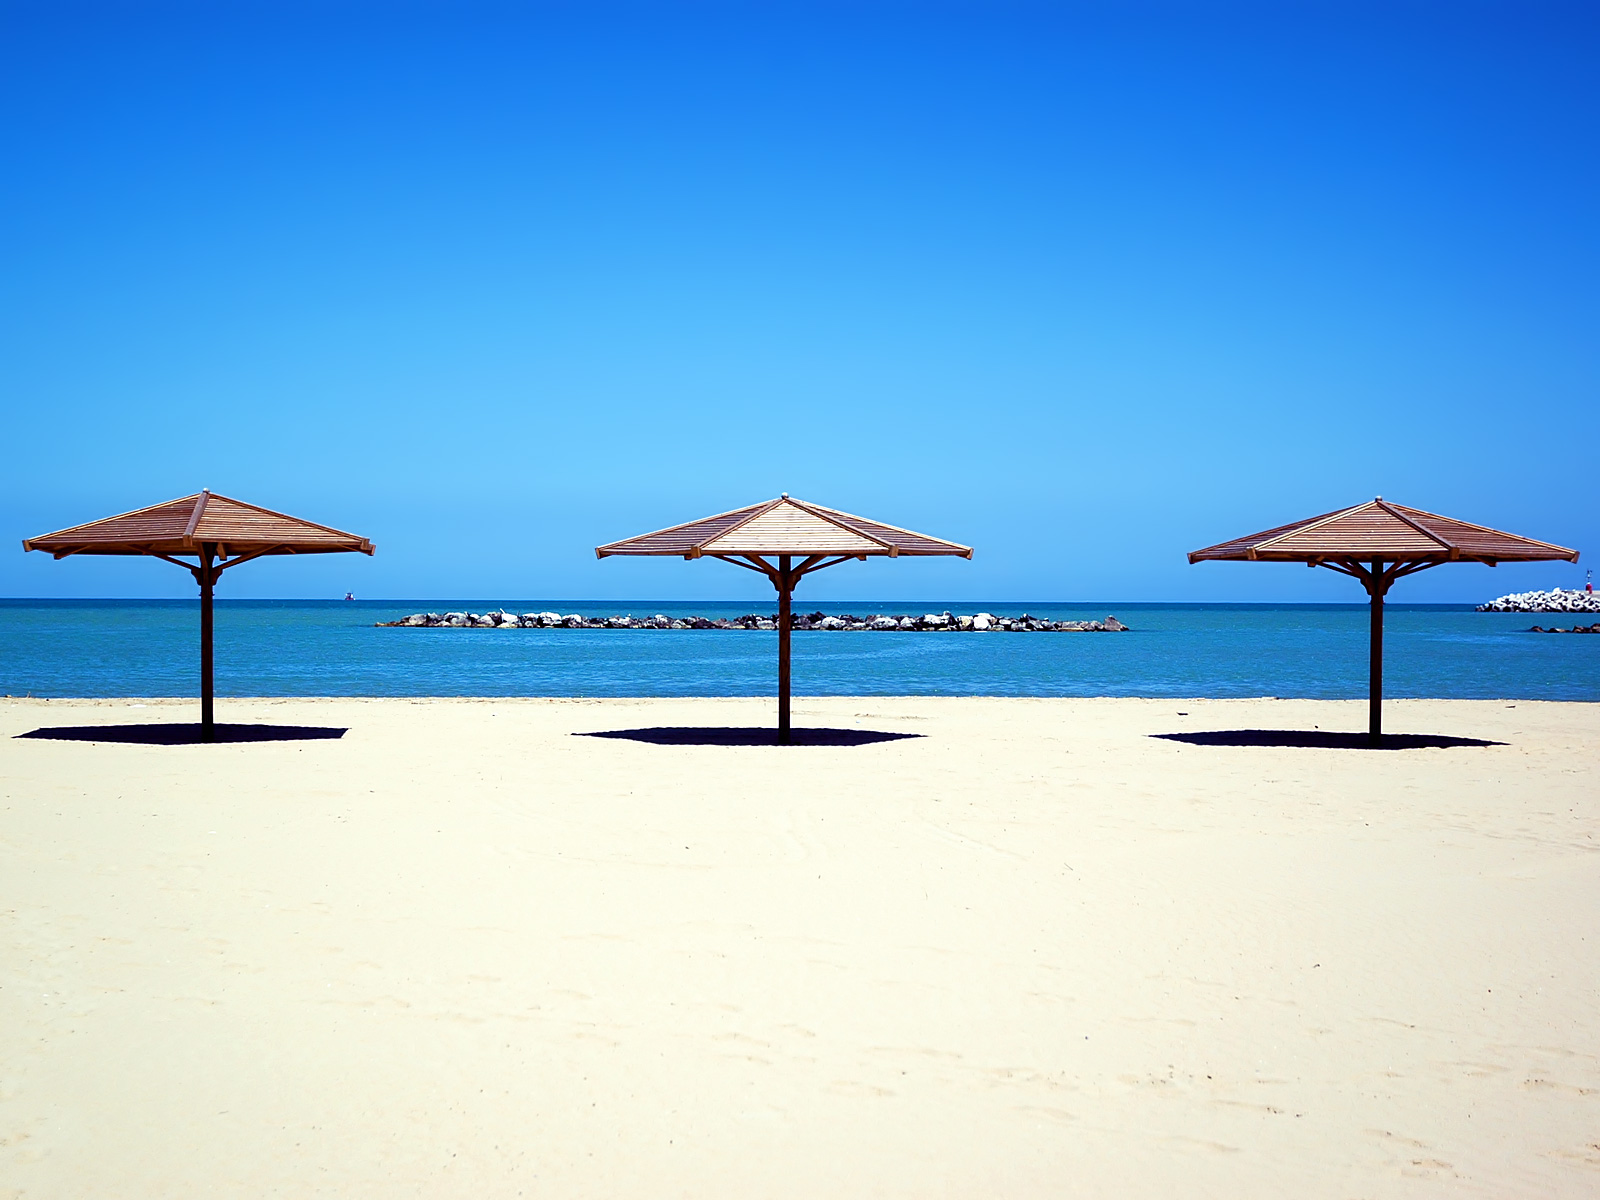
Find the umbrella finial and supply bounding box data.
[781,492,788,499]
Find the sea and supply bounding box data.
[1,599,1595,701]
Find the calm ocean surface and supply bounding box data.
[1,599,1595,701]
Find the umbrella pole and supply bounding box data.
[200,547,215,743]
[1368,558,1383,745]
[777,555,792,745]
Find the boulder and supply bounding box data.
[1104,615,1127,632]
[972,614,992,631]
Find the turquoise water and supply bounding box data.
[1,600,1595,700]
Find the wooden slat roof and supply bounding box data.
[1189,499,1577,565]
[597,495,972,559]
[23,491,375,559]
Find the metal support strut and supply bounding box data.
[777,555,792,744]
[728,549,859,744]
[1368,558,1383,745]
[1317,557,1437,746]
[198,546,216,743]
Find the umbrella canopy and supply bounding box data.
[598,495,971,742]
[1189,498,1578,741]
[24,491,374,740]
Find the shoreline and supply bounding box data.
[6,693,1597,706]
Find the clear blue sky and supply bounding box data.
[3,2,1595,603]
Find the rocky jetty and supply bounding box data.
[378,610,1130,632]
[1476,588,1600,614]
[1528,623,1600,634]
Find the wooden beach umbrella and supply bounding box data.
[23,491,374,741]
[1189,498,1577,743]
[597,495,972,743]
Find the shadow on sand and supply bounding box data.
[1151,729,1503,750]
[15,723,348,745]
[576,726,923,747]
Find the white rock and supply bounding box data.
[1477,587,1600,613]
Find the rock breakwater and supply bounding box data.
[378,610,1130,632]
[1476,588,1600,614]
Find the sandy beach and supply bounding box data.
[1,694,1596,1197]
